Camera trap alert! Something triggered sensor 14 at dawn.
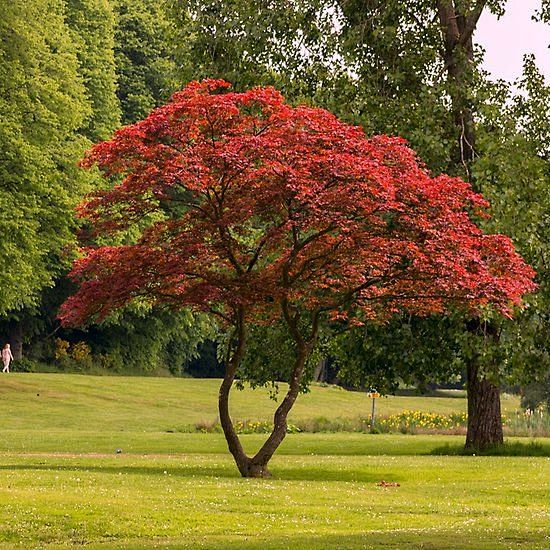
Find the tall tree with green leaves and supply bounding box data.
[64,0,121,141]
[113,0,178,124]
[0,0,92,357]
[473,55,550,404]
[167,0,340,99]
[332,0,548,449]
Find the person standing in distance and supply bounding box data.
[2,343,14,373]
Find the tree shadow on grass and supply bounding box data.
[431,440,549,457]
[269,464,403,483]
[202,532,542,550]
[0,462,402,483]
[87,530,543,549]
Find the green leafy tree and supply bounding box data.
[0,0,92,356]
[335,0,547,449]
[167,0,340,99]
[65,0,121,141]
[85,307,215,373]
[113,0,178,124]
[473,57,550,394]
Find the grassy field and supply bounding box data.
[0,439,548,548]
[0,373,548,548]
[0,373,520,432]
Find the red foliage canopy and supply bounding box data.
[60,80,535,328]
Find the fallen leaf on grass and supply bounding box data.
[376,481,400,487]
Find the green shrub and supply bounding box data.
[11,357,40,373]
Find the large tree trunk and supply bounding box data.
[465,363,504,449]
[437,1,506,451]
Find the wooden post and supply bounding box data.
[367,391,380,429]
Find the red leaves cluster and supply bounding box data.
[60,80,536,327]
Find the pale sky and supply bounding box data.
[475,0,549,83]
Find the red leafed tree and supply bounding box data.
[61,80,535,477]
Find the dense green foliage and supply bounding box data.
[157,0,548,395]
[0,0,91,317]
[522,371,550,411]
[0,0,210,370]
[201,1,549,405]
[474,60,550,384]
[65,0,121,141]
[113,0,177,124]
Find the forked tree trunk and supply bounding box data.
[218,303,315,477]
[246,345,309,477]
[465,363,503,450]
[219,341,310,478]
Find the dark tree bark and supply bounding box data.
[218,309,252,477]
[465,363,504,449]
[219,336,312,478]
[462,319,506,451]
[248,343,311,476]
[437,0,485,178]
[463,320,505,450]
[438,1,506,450]
[313,358,327,382]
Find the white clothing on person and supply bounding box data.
[2,347,14,373]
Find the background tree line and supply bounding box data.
[0,0,548,425]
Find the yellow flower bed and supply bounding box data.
[379,410,468,432]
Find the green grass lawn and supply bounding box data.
[0,444,548,548]
[0,373,520,432]
[0,373,547,548]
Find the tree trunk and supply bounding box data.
[465,363,503,450]
[437,2,506,452]
[437,1,484,179]
[218,296,319,476]
[217,302,316,477]
[219,329,311,477]
[217,311,253,477]
[248,345,309,477]
[313,357,327,382]
[8,320,23,360]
